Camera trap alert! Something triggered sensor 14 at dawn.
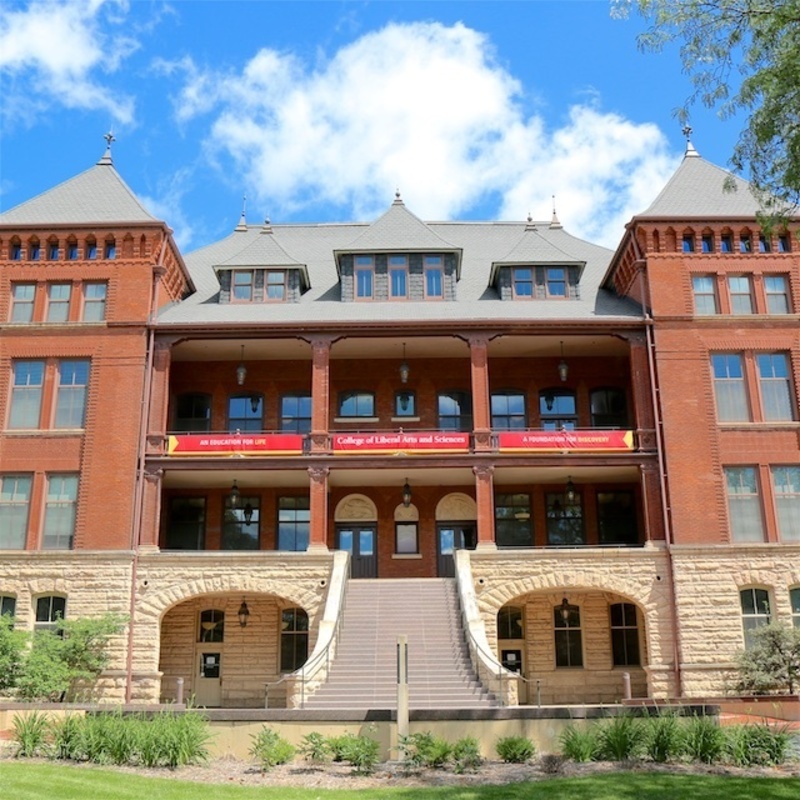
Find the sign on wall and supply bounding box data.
[497,430,634,452]
[332,431,470,453]
[167,433,305,456]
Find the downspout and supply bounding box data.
[633,230,684,698]
[125,234,168,704]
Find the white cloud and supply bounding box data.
[0,0,138,125]
[169,20,679,246]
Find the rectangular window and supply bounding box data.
[512,268,533,298]
[10,284,35,323]
[395,523,419,554]
[222,495,259,550]
[354,256,374,299]
[280,394,312,433]
[540,390,577,430]
[9,361,44,429]
[772,467,800,542]
[55,360,90,428]
[82,282,107,321]
[228,394,263,432]
[712,354,749,422]
[265,271,286,301]
[741,588,770,649]
[389,256,408,298]
[728,276,753,314]
[0,475,31,548]
[495,493,532,548]
[437,391,472,431]
[277,496,310,551]
[692,276,718,315]
[338,391,375,418]
[765,275,790,314]
[42,475,78,549]
[597,491,638,545]
[778,234,791,253]
[757,353,794,421]
[424,256,443,298]
[35,595,66,632]
[47,283,72,322]
[165,497,206,549]
[546,492,584,546]
[610,602,641,666]
[232,270,254,301]
[725,467,765,542]
[394,391,416,417]
[791,588,800,629]
[491,391,526,430]
[554,603,583,667]
[280,608,309,672]
[0,595,15,617]
[174,393,211,432]
[545,268,567,297]
[682,234,695,253]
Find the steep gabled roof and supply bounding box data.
[0,147,158,226]
[638,145,760,219]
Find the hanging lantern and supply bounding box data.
[236,345,247,386]
[557,341,569,382]
[237,598,250,628]
[399,342,410,384]
[402,478,412,507]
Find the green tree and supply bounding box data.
[736,621,800,695]
[614,0,800,212]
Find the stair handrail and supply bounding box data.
[265,550,350,709]
[453,549,523,706]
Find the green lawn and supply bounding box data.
[1,762,799,800]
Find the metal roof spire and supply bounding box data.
[98,132,115,166]
[682,124,699,158]
[549,195,562,229]
[235,195,248,231]
[525,212,536,231]
[393,188,403,205]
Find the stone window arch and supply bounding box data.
[435,493,476,521]
[334,494,378,522]
[198,608,224,642]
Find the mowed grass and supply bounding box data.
[1,762,799,800]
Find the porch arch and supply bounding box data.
[436,492,476,520]
[334,494,377,521]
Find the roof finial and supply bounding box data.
[98,131,115,166]
[549,195,562,229]
[393,188,403,205]
[261,215,272,233]
[525,212,536,231]
[235,194,248,232]
[682,124,699,158]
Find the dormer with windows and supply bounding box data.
[215,219,309,304]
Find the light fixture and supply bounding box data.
[229,479,241,508]
[237,598,250,628]
[402,478,412,507]
[243,502,254,526]
[560,597,571,623]
[544,392,555,412]
[249,394,260,415]
[557,341,569,382]
[399,392,410,412]
[565,476,576,503]
[399,342,410,384]
[236,345,247,386]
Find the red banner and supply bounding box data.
[167,433,304,456]
[332,431,470,453]
[497,430,634,452]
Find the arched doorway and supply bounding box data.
[435,493,477,577]
[334,494,378,577]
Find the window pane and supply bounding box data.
[772,467,800,542]
[47,283,71,322]
[495,493,532,547]
[266,271,285,300]
[175,393,211,432]
[692,276,718,314]
[199,609,225,642]
[83,283,107,321]
[339,392,374,417]
[611,603,640,666]
[491,391,526,429]
[765,276,790,314]
[9,361,44,429]
[42,475,78,549]
[712,354,749,421]
[166,498,206,549]
[36,595,66,624]
[740,588,770,648]
[55,360,90,428]
[11,284,35,323]
[277,496,310,551]
[228,394,263,432]
[590,388,627,428]
[394,391,416,417]
[0,476,31,548]
[355,267,373,298]
[540,390,577,430]
[546,268,566,297]
[597,491,638,545]
[725,467,764,542]
[513,268,533,297]
[757,353,794,421]
[728,276,753,314]
[438,391,472,431]
[280,394,312,433]
[395,523,418,554]
[222,496,259,550]
[232,271,253,301]
[546,493,584,545]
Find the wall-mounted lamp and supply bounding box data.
[236,345,247,386]
[402,478,412,507]
[557,341,569,382]
[229,479,241,508]
[237,598,250,628]
[565,476,576,503]
[399,342,410,384]
[559,597,571,623]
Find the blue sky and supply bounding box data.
[0,0,743,252]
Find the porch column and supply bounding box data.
[139,467,163,550]
[147,340,173,443]
[310,338,332,453]
[639,462,665,544]
[307,466,330,551]
[469,336,492,451]
[473,465,497,550]
[625,332,656,437]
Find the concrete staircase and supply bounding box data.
[303,578,498,710]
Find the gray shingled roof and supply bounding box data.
[157,210,641,326]
[0,150,158,226]
[638,148,760,219]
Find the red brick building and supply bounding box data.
[1,139,798,707]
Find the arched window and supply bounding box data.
[28,237,41,261]
[497,606,524,639]
[491,390,526,430]
[228,394,263,432]
[554,601,582,667]
[610,602,640,666]
[198,609,224,642]
[66,236,79,260]
[104,237,116,259]
[280,608,309,672]
[10,237,22,260]
[174,393,212,432]
[740,588,771,649]
[47,236,59,260]
[539,389,576,430]
[0,594,16,618]
[35,595,66,634]
[85,236,97,260]
[590,388,627,428]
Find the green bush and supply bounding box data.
[736,621,800,695]
[642,712,685,763]
[724,721,793,767]
[12,711,50,758]
[400,731,452,769]
[144,710,210,768]
[298,731,331,763]
[684,715,725,764]
[328,733,358,762]
[249,726,295,771]
[559,725,599,762]
[337,733,380,774]
[596,715,643,762]
[0,614,27,694]
[49,714,83,760]
[495,735,536,763]
[452,736,483,774]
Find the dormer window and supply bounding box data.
[354,256,374,299]
[265,271,286,301]
[389,256,408,298]
[545,268,567,298]
[232,270,254,301]
[424,255,443,298]
[512,268,533,297]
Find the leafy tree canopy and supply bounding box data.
[613,0,800,213]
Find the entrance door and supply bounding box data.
[195,651,222,707]
[437,524,477,577]
[337,526,378,578]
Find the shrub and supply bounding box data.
[559,725,599,762]
[249,726,295,771]
[0,614,27,694]
[724,721,793,767]
[298,731,331,763]
[338,733,380,774]
[495,735,536,763]
[736,621,800,695]
[596,715,643,762]
[400,731,452,769]
[684,715,725,764]
[12,711,50,758]
[328,733,359,762]
[642,712,685,763]
[452,736,483,774]
[539,753,566,774]
[148,710,211,768]
[49,714,83,760]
